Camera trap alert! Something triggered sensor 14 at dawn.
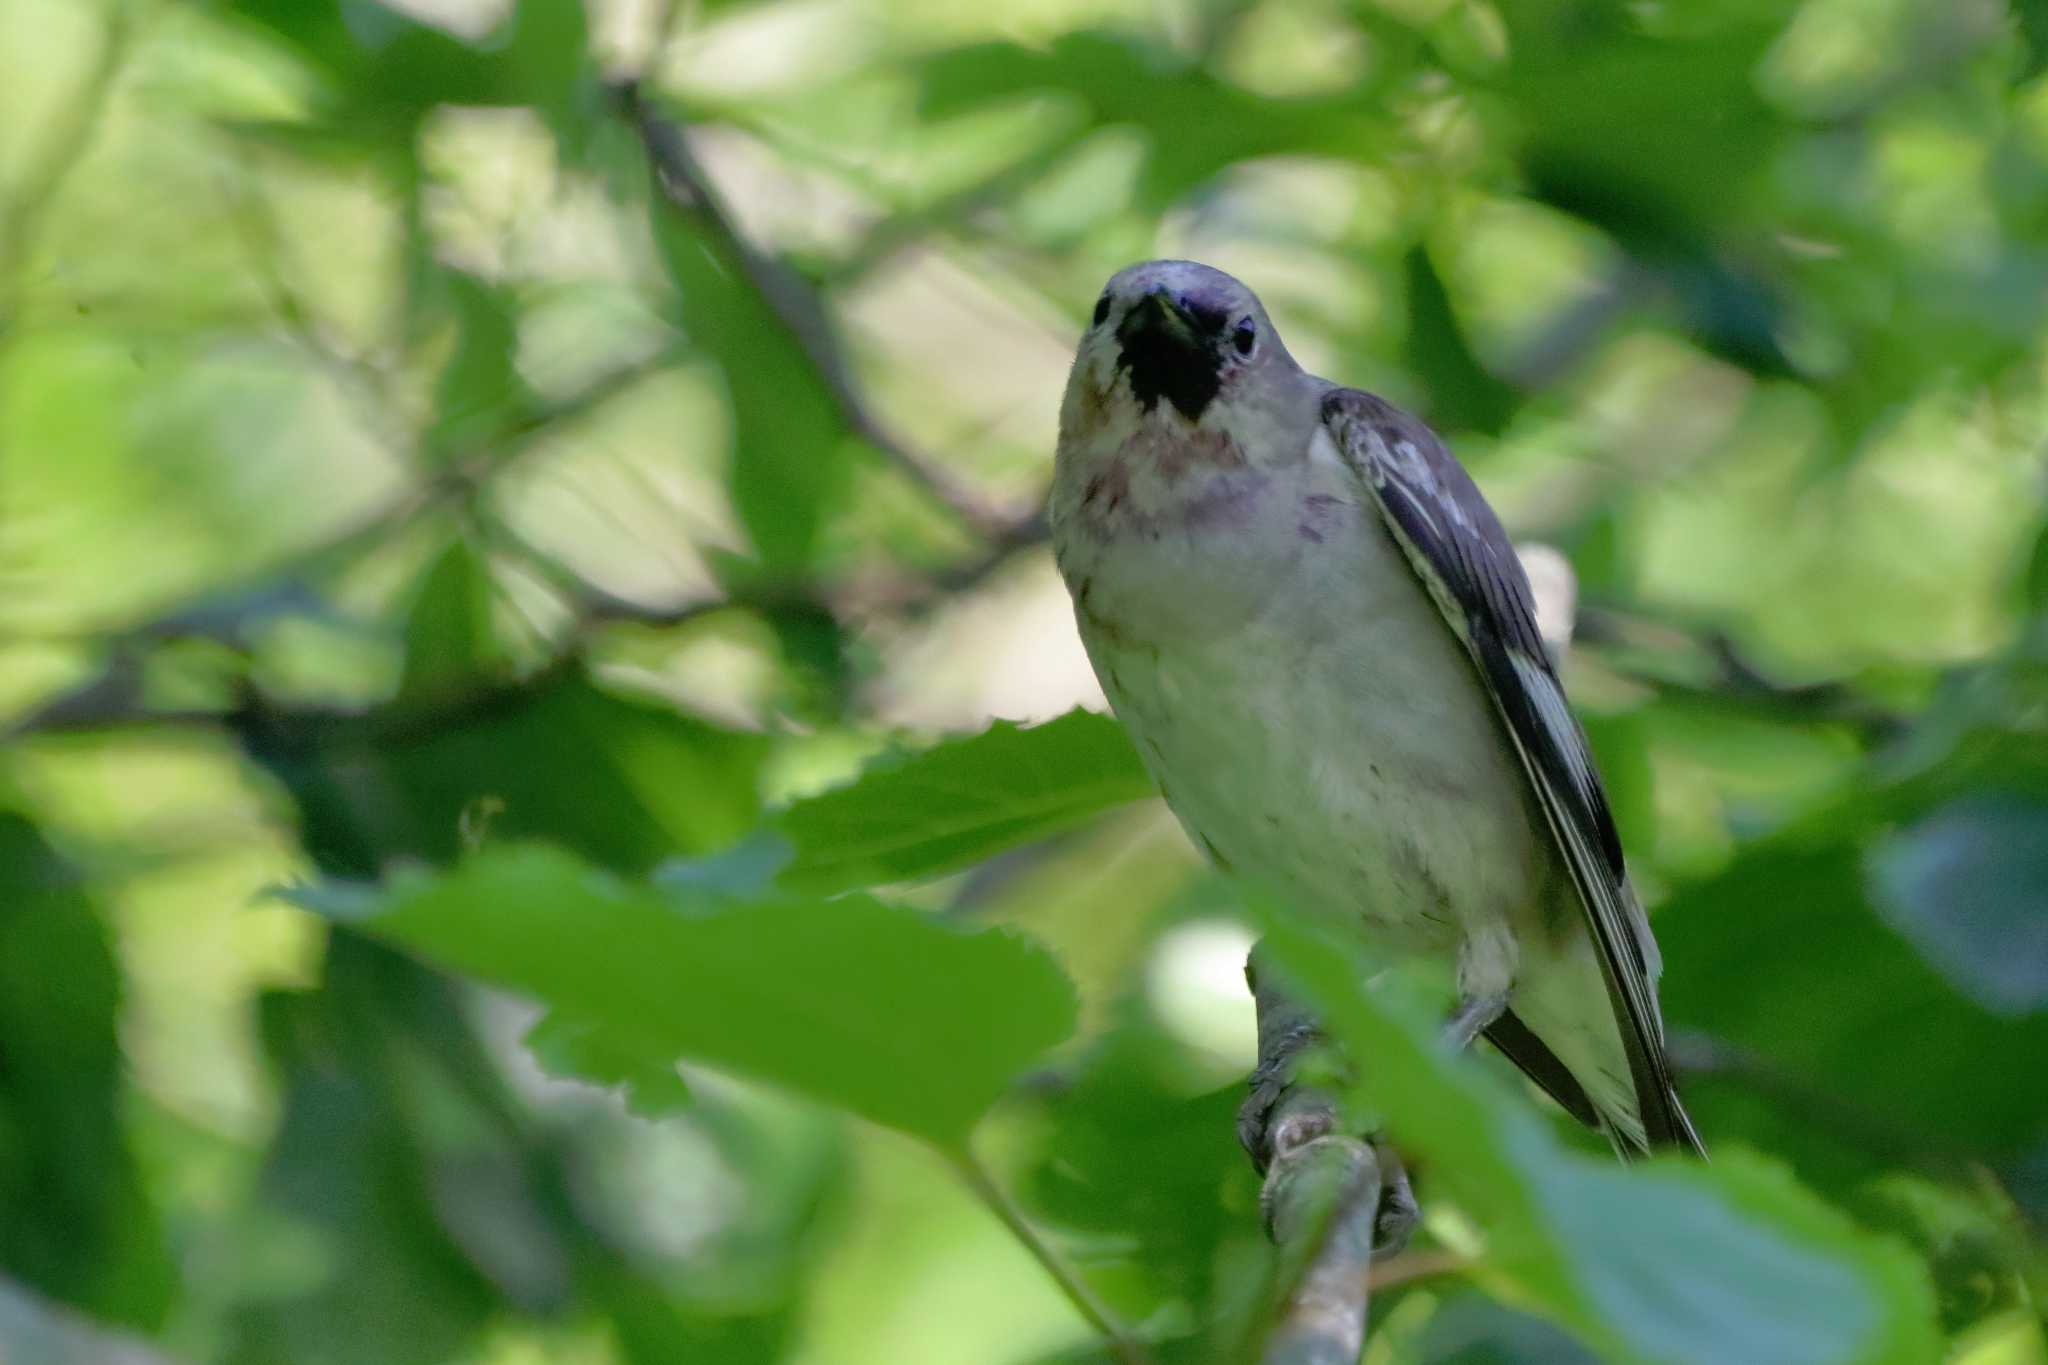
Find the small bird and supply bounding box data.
[1050,259,1702,1160]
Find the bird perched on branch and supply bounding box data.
[1049,259,1703,1172]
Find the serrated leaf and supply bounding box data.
[288,845,1078,1146]
[775,709,1154,894]
[1255,907,1941,1365]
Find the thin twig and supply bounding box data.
[1366,1246,1467,1293]
[1574,604,1907,740]
[948,1149,1157,1365]
[613,81,1015,539]
[484,497,1047,638]
[219,168,420,457]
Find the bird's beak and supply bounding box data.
[1118,288,1201,355]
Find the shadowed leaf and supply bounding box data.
[287,845,1078,1146]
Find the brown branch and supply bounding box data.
[483,494,1047,640]
[6,506,1050,743]
[613,80,1016,539]
[1573,604,1908,741]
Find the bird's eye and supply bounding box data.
[1092,293,1112,327]
[1231,317,1257,357]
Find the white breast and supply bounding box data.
[1054,426,1551,966]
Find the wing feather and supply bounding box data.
[1322,387,1702,1156]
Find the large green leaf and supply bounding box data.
[0,822,173,1334]
[1658,844,2048,1159]
[1867,794,2048,1016]
[775,709,1153,894]
[290,844,1078,1147]
[648,207,848,573]
[250,664,767,878]
[1255,910,1940,1365]
[0,817,174,1331]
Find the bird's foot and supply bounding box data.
[1237,1019,1417,1254]
[1236,1017,1324,1170]
[1240,1076,1418,1253]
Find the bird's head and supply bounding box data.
[1063,259,1302,434]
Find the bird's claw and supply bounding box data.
[1239,1067,1417,1255]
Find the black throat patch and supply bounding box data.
[1117,297,1227,422]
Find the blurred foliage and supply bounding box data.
[2,0,2047,1361]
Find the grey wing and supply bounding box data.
[1321,386,1703,1156]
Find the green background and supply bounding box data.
[1,0,2044,1360]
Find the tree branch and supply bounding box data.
[1574,604,1908,741]
[613,80,1017,539]
[1240,950,1421,1363]
[1259,1136,1384,1365]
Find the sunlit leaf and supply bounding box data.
[776,709,1153,894]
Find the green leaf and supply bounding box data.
[1867,795,2048,1016]
[223,0,590,139]
[911,32,1391,207]
[1255,908,1940,1365]
[250,665,766,878]
[291,845,1079,1146]
[1022,1023,1255,1313]
[398,540,508,703]
[523,1012,692,1119]
[1658,845,2048,1157]
[775,709,1154,894]
[1403,242,1519,437]
[234,937,550,1363]
[648,211,848,572]
[0,816,175,1330]
[423,273,534,466]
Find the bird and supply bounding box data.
[1048,258,1703,1165]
